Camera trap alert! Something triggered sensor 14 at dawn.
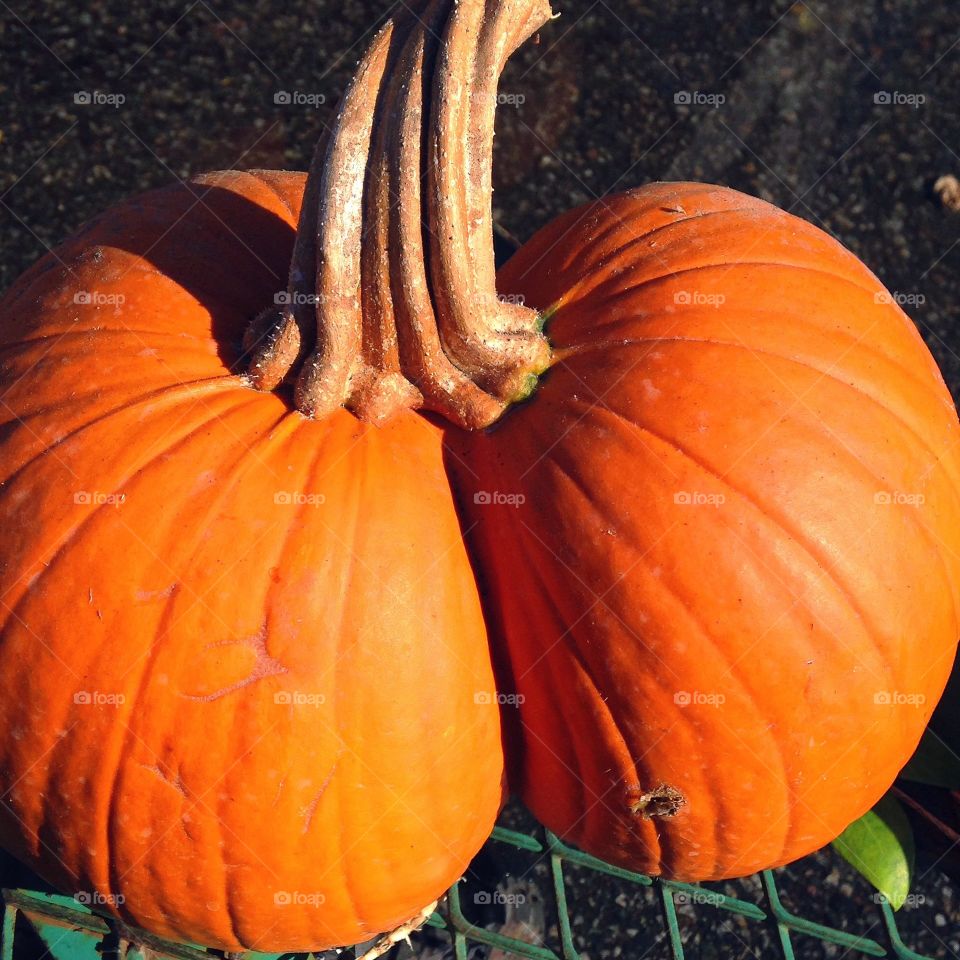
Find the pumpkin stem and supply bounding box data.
[244,0,554,429]
[354,899,439,959]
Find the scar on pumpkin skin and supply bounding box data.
[179,626,289,702]
[140,763,186,798]
[628,783,686,819]
[300,754,343,834]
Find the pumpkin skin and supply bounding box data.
[0,170,503,951]
[452,182,960,880]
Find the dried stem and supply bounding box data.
[351,35,424,425]
[427,0,553,399]
[294,23,396,420]
[244,0,554,429]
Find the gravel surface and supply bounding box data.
[2,1,960,957]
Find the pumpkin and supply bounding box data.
[2,0,959,951]
[0,169,504,951]
[451,182,960,879]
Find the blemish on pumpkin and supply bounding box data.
[180,624,288,702]
[141,763,187,798]
[641,378,661,400]
[301,757,341,833]
[628,783,686,820]
[135,583,177,602]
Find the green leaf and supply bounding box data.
[900,728,960,788]
[831,794,914,910]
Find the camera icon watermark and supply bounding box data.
[674,691,725,708]
[274,691,326,707]
[474,691,525,707]
[74,91,126,108]
[75,891,125,907]
[873,491,924,506]
[674,91,725,108]
[874,690,926,706]
[674,290,725,308]
[674,890,724,907]
[473,490,526,507]
[273,491,326,507]
[274,290,323,306]
[74,291,126,306]
[673,491,725,507]
[274,90,326,107]
[74,491,126,508]
[873,91,925,107]
[273,890,325,907]
[874,290,925,307]
[74,691,126,707]
[474,889,527,905]
[872,893,926,907]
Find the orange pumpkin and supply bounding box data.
[452,182,960,879]
[0,170,503,951]
[2,0,959,950]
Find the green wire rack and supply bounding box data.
[0,817,944,960]
[427,825,937,960]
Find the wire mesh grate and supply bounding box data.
[0,817,944,960]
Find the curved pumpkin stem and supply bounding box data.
[244,0,554,429]
[427,0,553,399]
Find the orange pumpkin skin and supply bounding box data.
[453,182,960,880]
[0,170,503,951]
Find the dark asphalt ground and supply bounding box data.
[2,1,960,957]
